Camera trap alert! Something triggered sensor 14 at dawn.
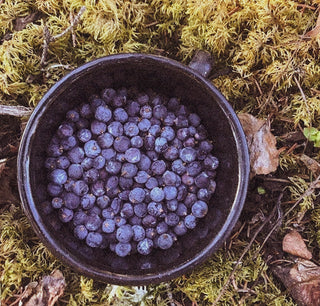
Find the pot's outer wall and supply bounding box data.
[18,54,249,285]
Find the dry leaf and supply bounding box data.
[238,113,279,177]
[282,230,312,260]
[17,270,66,306]
[304,11,320,38]
[272,259,320,306]
[300,154,320,176]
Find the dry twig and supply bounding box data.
[40,6,86,66]
[0,105,33,117]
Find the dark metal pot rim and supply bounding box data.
[18,53,250,285]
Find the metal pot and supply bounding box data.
[17,53,249,285]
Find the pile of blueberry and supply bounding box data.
[44,86,219,257]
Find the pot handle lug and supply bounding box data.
[188,50,213,78]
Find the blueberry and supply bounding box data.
[47,183,63,197]
[183,137,196,148]
[174,221,187,236]
[167,199,178,211]
[124,148,141,163]
[114,108,128,123]
[165,212,180,226]
[132,225,145,241]
[188,113,201,126]
[182,173,194,186]
[60,136,77,150]
[137,154,151,171]
[97,132,114,148]
[89,96,105,111]
[105,176,119,191]
[177,184,188,201]
[134,171,150,184]
[184,193,197,208]
[115,242,131,257]
[130,135,143,148]
[74,225,88,240]
[68,164,83,180]
[156,221,168,235]
[119,177,134,190]
[142,215,157,228]
[80,103,92,118]
[151,160,166,175]
[186,161,202,176]
[56,156,70,169]
[86,232,102,248]
[133,203,148,218]
[151,95,162,106]
[129,215,142,226]
[63,192,80,209]
[114,136,130,152]
[167,97,180,111]
[195,172,210,188]
[197,188,211,201]
[85,214,102,231]
[93,155,106,169]
[51,197,63,209]
[90,180,105,197]
[129,187,146,203]
[102,219,116,233]
[72,180,89,196]
[108,121,123,137]
[76,118,89,129]
[153,105,167,120]
[73,210,87,225]
[77,128,92,143]
[145,227,157,239]
[45,157,57,170]
[90,120,107,135]
[176,203,188,217]
[145,177,158,189]
[139,105,152,118]
[102,207,115,219]
[163,186,178,200]
[204,155,219,170]
[66,110,80,122]
[101,88,116,103]
[137,238,153,255]
[110,198,122,215]
[147,201,163,217]
[96,195,110,209]
[144,135,155,150]
[176,128,189,140]
[118,190,130,201]
[81,193,96,210]
[208,179,217,193]
[137,93,149,105]
[105,159,122,174]
[171,138,183,149]
[49,169,68,185]
[163,112,176,126]
[112,95,127,108]
[120,203,134,218]
[195,124,208,141]
[161,126,175,141]
[155,137,168,153]
[59,207,74,223]
[163,146,179,161]
[171,159,186,175]
[57,123,74,138]
[157,233,173,250]
[101,148,116,160]
[95,105,112,122]
[81,157,93,170]
[191,200,208,218]
[68,147,85,163]
[127,100,140,116]
[149,124,161,137]
[115,224,133,245]
[121,163,138,178]
[150,187,165,202]
[199,140,213,153]
[138,118,151,132]
[179,147,197,163]
[162,170,177,186]
[124,122,139,137]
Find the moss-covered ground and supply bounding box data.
[2,0,320,304]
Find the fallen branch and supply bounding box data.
[0,105,33,117]
[40,6,86,66]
